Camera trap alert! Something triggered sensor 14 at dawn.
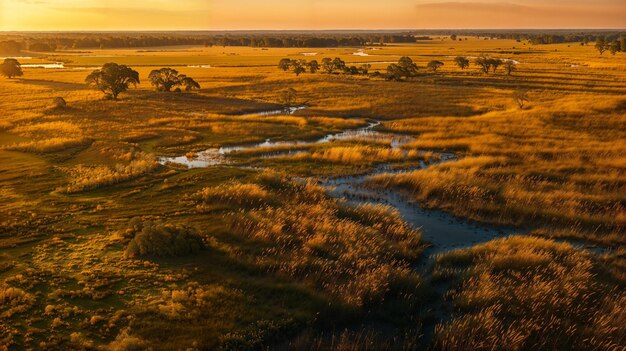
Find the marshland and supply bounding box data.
[0,29,625,350]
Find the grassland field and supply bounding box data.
[0,37,625,350]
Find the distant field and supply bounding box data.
[1,38,625,350]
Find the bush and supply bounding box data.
[124,221,205,258]
[52,97,66,109]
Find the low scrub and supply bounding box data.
[124,221,205,258]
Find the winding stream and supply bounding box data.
[159,109,609,256]
[159,112,521,253]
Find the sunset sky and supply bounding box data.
[1,0,624,31]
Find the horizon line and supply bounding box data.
[2,28,626,33]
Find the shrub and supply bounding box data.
[124,221,205,258]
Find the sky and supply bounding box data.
[1,0,625,31]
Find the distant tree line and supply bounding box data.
[0,33,424,52]
[0,40,22,55]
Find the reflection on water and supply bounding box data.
[159,118,389,168]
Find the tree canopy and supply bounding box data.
[386,56,418,81]
[427,60,444,72]
[454,56,470,70]
[0,58,23,79]
[148,68,200,92]
[85,63,140,100]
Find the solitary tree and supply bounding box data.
[450,34,457,41]
[86,63,139,100]
[504,60,516,76]
[475,56,492,74]
[595,37,607,55]
[279,88,298,113]
[513,89,529,109]
[0,58,23,79]
[454,56,470,70]
[427,60,444,72]
[278,58,292,71]
[307,60,320,73]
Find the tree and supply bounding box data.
[450,34,457,41]
[0,58,23,79]
[595,37,607,55]
[475,56,492,74]
[609,41,621,55]
[292,60,307,76]
[321,57,335,73]
[85,63,139,100]
[454,56,470,70]
[307,60,320,73]
[321,57,346,74]
[332,57,346,72]
[148,68,200,92]
[181,77,201,92]
[279,88,298,112]
[386,56,419,81]
[278,58,292,71]
[513,89,529,109]
[504,61,516,76]
[427,60,444,72]
[490,58,503,73]
[358,64,371,75]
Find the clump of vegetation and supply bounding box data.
[301,145,419,164]
[232,176,425,307]
[86,62,139,100]
[3,137,91,153]
[432,236,626,350]
[124,221,205,258]
[61,152,158,193]
[52,97,67,109]
[0,285,36,318]
[191,182,271,209]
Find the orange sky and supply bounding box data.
[1,0,625,30]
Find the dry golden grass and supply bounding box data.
[60,152,158,193]
[231,173,425,307]
[372,95,626,244]
[2,136,91,153]
[0,38,624,349]
[432,236,626,350]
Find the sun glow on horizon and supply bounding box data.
[1,0,625,31]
